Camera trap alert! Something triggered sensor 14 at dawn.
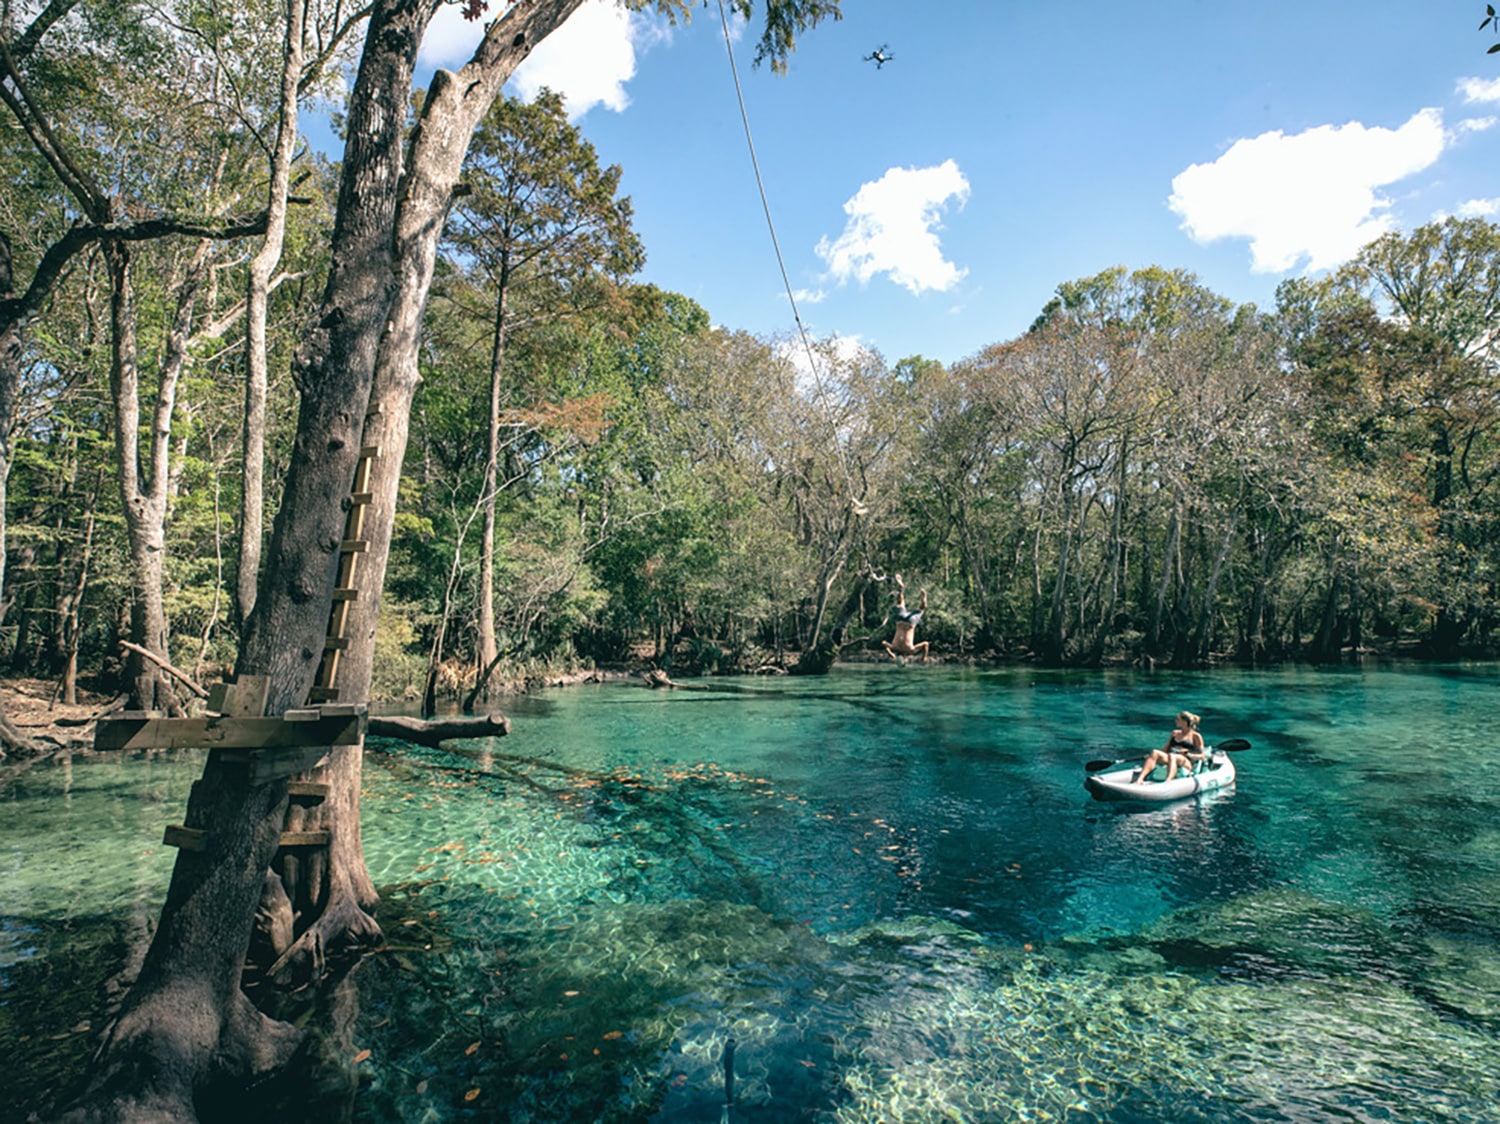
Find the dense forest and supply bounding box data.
[4,2,1500,731]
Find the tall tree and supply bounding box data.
[442,87,643,703]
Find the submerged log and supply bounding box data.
[366,712,510,748]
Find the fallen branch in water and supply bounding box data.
[366,712,511,748]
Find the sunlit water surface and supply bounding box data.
[4,664,1500,1121]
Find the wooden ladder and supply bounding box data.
[306,432,379,704]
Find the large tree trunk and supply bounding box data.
[276,4,587,980]
[66,4,434,1118]
[72,4,594,1118]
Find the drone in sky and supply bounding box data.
[864,45,893,68]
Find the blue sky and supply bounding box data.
[415,1,1500,366]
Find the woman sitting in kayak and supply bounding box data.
[1133,710,1205,784]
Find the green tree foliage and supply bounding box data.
[9,4,1500,709]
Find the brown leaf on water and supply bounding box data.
[465,1041,480,1056]
[416,1080,428,1094]
[602,1030,624,1040]
[465,1088,481,1102]
[352,1049,372,1064]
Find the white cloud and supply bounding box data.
[1457,76,1500,104]
[775,334,871,396]
[1456,115,1499,134]
[419,0,664,120]
[1456,197,1500,218]
[1169,109,1448,273]
[791,287,827,305]
[418,4,487,69]
[816,160,970,295]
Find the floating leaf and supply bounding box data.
[416,1080,428,1094]
[352,1049,372,1064]
[465,1088,481,1102]
[465,1041,480,1056]
[602,1030,624,1040]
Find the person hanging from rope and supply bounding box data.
[881,574,930,663]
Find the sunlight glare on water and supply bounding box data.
[4,663,1500,1121]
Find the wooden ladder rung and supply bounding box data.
[278,830,331,848]
[163,825,205,852]
[339,540,368,553]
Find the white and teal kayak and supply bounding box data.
[1084,746,1239,803]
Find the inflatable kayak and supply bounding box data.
[1084,747,1237,803]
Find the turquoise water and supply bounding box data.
[4,664,1500,1120]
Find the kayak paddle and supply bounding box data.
[1084,737,1251,772]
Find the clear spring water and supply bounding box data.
[4,663,1500,1121]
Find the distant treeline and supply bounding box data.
[5,65,1499,696]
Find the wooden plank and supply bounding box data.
[282,708,321,722]
[216,675,268,717]
[278,830,331,848]
[331,587,359,601]
[323,636,349,652]
[212,744,332,785]
[163,825,205,852]
[318,703,364,718]
[253,745,330,784]
[307,686,339,703]
[206,682,231,713]
[287,781,330,799]
[339,539,368,553]
[359,445,381,459]
[349,492,374,505]
[94,713,362,752]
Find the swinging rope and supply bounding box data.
[713,0,870,533]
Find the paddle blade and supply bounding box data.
[1085,756,1140,773]
[1217,738,1251,752]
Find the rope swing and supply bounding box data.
[713,0,870,528]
